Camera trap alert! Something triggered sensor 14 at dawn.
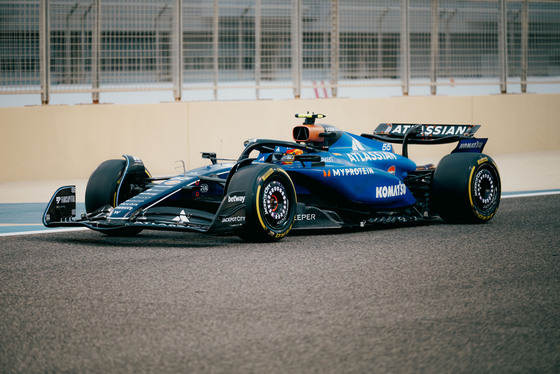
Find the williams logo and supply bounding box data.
[173,210,190,224]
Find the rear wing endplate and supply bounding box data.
[362,123,484,158]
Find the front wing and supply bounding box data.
[43,185,348,235]
[43,186,247,234]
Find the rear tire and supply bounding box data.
[432,153,501,223]
[85,159,146,236]
[227,164,296,242]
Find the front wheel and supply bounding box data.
[85,158,149,236]
[431,153,501,223]
[227,164,297,242]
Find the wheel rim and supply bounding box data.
[472,165,499,214]
[261,180,290,229]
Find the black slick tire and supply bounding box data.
[85,159,144,236]
[432,153,501,223]
[227,164,297,242]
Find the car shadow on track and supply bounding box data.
[290,218,444,237]
[31,219,446,250]
[34,230,244,249]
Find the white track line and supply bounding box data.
[502,190,560,199]
[1,191,559,237]
[0,228,87,237]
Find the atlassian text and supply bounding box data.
[347,151,397,163]
[390,124,469,136]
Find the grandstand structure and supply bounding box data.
[1,0,559,103]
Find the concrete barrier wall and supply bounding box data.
[1,94,559,182]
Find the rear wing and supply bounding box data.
[362,123,485,158]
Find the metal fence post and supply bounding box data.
[376,7,389,79]
[521,0,528,93]
[255,0,261,100]
[238,6,251,81]
[430,0,439,95]
[498,0,508,94]
[80,5,92,84]
[292,0,302,99]
[91,0,100,104]
[213,0,219,100]
[400,0,410,96]
[174,0,183,101]
[331,0,339,98]
[65,3,78,84]
[40,0,50,105]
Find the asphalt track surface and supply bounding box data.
[1,195,559,373]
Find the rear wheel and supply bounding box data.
[227,164,296,242]
[432,153,501,223]
[85,159,148,236]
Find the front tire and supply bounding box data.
[432,153,501,223]
[227,164,297,242]
[85,159,148,236]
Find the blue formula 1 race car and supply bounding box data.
[43,113,501,242]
